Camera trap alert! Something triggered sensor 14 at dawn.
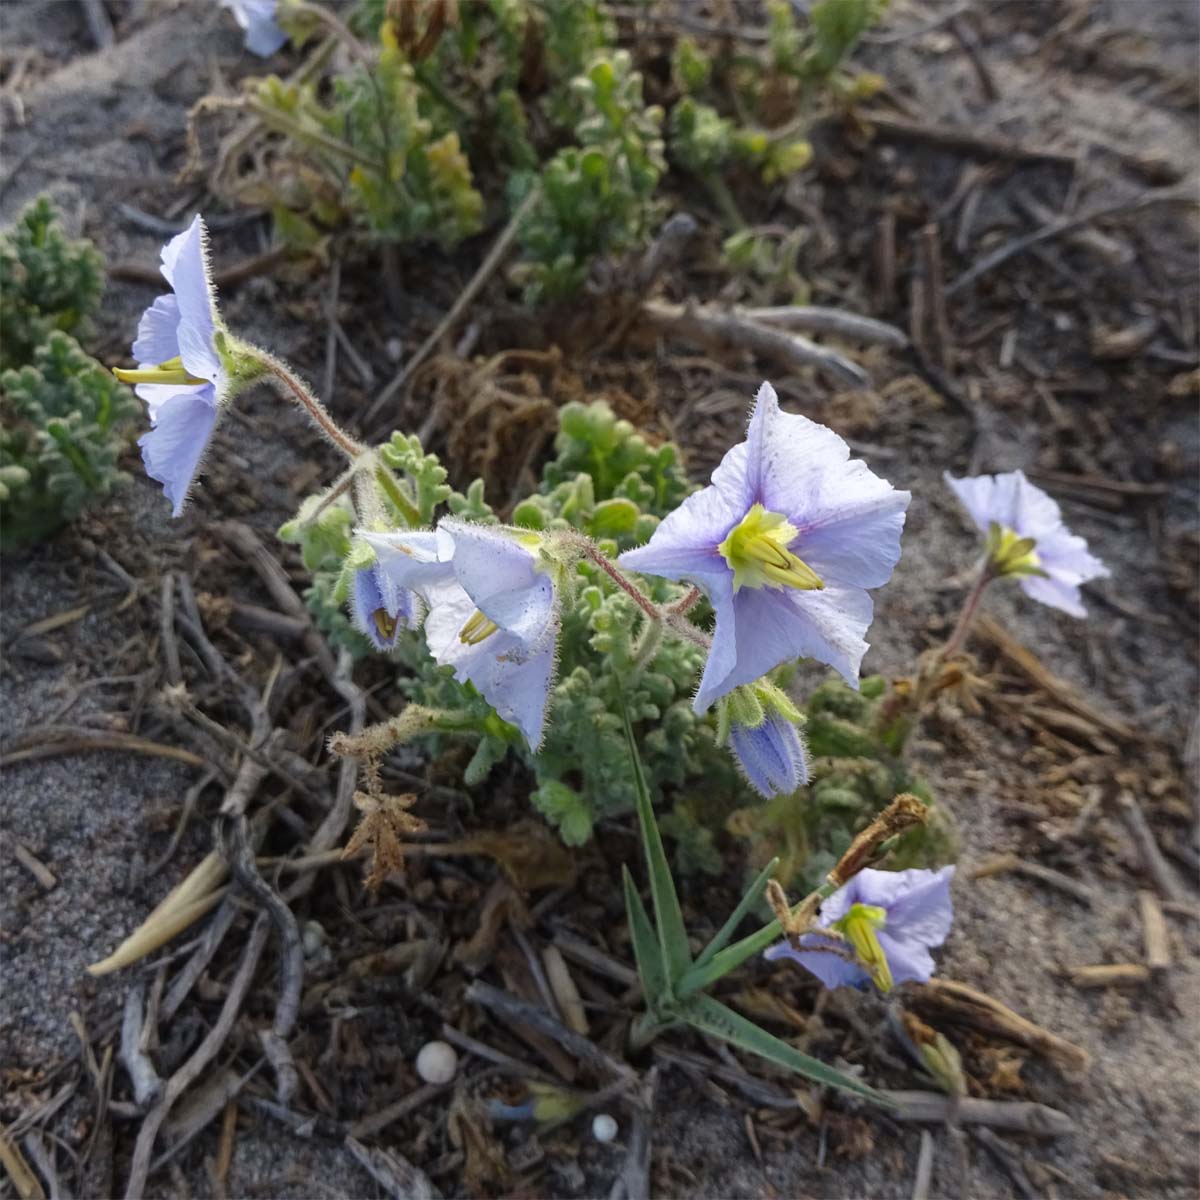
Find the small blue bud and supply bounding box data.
[729,710,808,799]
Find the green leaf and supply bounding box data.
[622,866,670,1010]
[622,706,691,981]
[677,916,784,999]
[674,993,893,1106]
[691,857,780,972]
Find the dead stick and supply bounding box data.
[968,853,1094,906]
[640,300,870,388]
[124,917,269,1199]
[909,979,1088,1071]
[920,223,952,369]
[1138,890,1172,971]
[742,305,908,347]
[1116,790,1186,902]
[466,981,634,1082]
[347,1082,452,1139]
[947,188,1198,295]
[0,730,206,770]
[882,1092,1074,1135]
[120,985,163,1109]
[865,114,1076,167]
[1066,963,1150,988]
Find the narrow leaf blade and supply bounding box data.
[678,916,783,998]
[692,856,780,972]
[675,993,894,1107]
[622,866,670,1009]
[621,706,692,980]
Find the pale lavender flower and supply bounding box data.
[220,0,288,57]
[944,470,1109,617]
[361,522,560,748]
[115,216,223,517]
[729,711,809,798]
[619,382,910,712]
[765,866,955,992]
[349,559,419,652]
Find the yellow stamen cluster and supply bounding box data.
[830,902,893,992]
[372,610,398,641]
[112,355,207,387]
[459,609,499,645]
[985,522,1044,579]
[718,503,824,593]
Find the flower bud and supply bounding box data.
[722,680,808,799]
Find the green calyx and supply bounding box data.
[718,678,805,743]
[985,521,1047,579]
[214,331,270,398]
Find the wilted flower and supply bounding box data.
[361,521,561,748]
[944,470,1109,617]
[721,680,809,799]
[113,216,223,517]
[765,866,955,992]
[220,0,288,57]
[619,382,910,712]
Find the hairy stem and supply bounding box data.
[259,354,365,463]
[577,540,661,621]
[940,560,994,663]
[667,585,703,616]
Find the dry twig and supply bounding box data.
[641,299,871,387]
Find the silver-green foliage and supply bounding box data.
[0,200,135,548]
[281,399,742,844]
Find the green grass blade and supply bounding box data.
[621,706,692,981]
[677,915,783,998]
[621,866,670,1009]
[692,856,780,973]
[675,993,894,1107]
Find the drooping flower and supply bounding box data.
[765,866,955,992]
[360,521,562,748]
[113,216,224,517]
[944,470,1109,617]
[619,382,910,712]
[721,680,809,799]
[349,558,419,652]
[220,0,288,57]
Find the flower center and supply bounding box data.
[459,609,499,645]
[830,902,892,992]
[986,522,1043,578]
[112,355,207,387]
[718,504,824,593]
[372,609,398,641]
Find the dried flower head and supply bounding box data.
[343,787,427,893]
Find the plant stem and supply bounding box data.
[299,461,359,528]
[940,560,994,663]
[373,466,421,528]
[577,540,661,621]
[667,585,703,616]
[631,614,663,672]
[245,98,378,169]
[628,1010,674,1052]
[260,354,365,463]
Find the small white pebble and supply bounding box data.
[301,921,326,957]
[592,1113,618,1143]
[415,1040,458,1084]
